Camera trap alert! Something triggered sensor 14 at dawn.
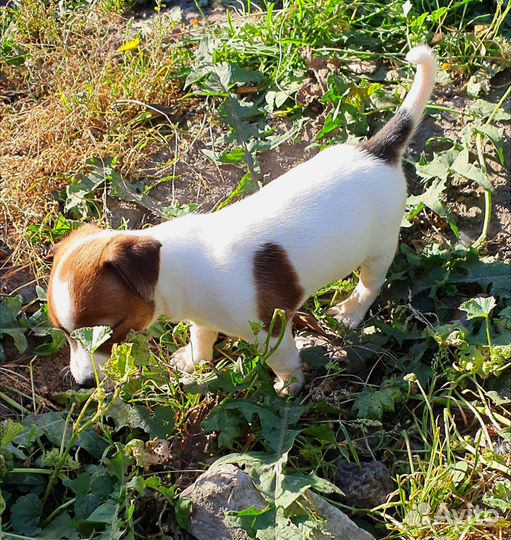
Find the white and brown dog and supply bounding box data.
[48,46,435,394]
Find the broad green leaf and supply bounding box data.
[29,304,66,355]
[40,511,75,539]
[102,342,136,382]
[71,474,115,520]
[216,62,264,89]
[71,325,112,353]
[127,405,175,439]
[454,257,511,298]
[217,172,257,210]
[184,36,215,88]
[64,163,106,216]
[459,296,497,319]
[430,6,448,21]
[265,75,302,111]
[205,399,307,453]
[415,146,460,181]
[353,378,407,420]
[451,149,494,192]
[0,39,28,66]
[221,96,264,128]
[316,111,346,140]
[32,329,66,356]
[106,400,131,431]
[203,407,247,448]
[201,146,246,165]
[474,125,506,165]
[85,498,118,523]
[0,295,28,355]
[278,474,342,508]
[322,73,350,105]
[109,169,168,218]
[175,498,192,530]
[407,177,458,236]
[451,460,468,486]
[186,53,263,95]
[27,213,72,244]
[228,504,276,538]
[11,493,41,536]
[150,406,175,439]
[486,390,511,407]
[471,99,511,122]
[16,412,108,459]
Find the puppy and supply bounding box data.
[48,46,435,394]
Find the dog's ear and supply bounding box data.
[103,236,162,302]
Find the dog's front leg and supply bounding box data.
[264,326,304,397]
[171,324,218,372]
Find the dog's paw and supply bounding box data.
[170,345,196,373]
[274,379,303,397]
[327,302,365,329]
[273,367,304,398]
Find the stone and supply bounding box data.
[179,463,376,540]
[179,464,266,540]
[307,491,375,540]
[335,460,394,509]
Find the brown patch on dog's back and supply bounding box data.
[253,242,304,335]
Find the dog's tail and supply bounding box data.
[360,45,436,165]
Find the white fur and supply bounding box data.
[150,144,406,336]
[51,273,110,386]
[53,46,436,393]
[69,344,109,387]
[403,45,436,125]
[52,277,74,333]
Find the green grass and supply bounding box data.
[0,0,510,539]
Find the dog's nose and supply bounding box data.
[78,375,96,389]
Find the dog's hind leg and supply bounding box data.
[327,251,395,329]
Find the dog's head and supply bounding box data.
[48,224,161,386]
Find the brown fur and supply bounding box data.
[48,227,161,354]
[253,242,304,336]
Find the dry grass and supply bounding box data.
[0,2,185,266]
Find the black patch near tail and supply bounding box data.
[360,109,414,164]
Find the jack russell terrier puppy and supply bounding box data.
[48,46,436,394]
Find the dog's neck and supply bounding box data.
[147,217,201,323]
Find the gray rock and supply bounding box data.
[307,491,375,540]
[335,460,394,508]
[179,464,375,540]
[180,464,266,540]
